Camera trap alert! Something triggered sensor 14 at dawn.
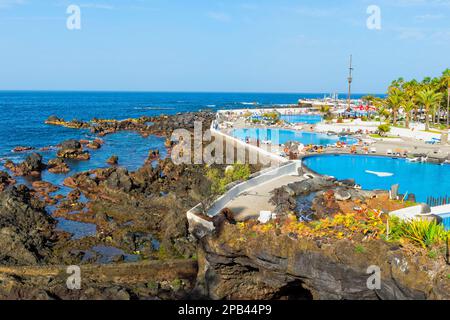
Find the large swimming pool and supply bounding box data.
[280,114,323,124]
[303,154,450,203]
[232,128,358,146]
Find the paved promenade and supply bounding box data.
[226,174,305,221]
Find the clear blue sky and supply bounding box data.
[0,0,449,93]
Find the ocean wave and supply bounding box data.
[133,107,176,110]
[240,102,258,105]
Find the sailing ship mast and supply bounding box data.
[347,55,353,111]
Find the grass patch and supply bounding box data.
[421,130,442,134]
[428,250,438,259]
[369,134,396,139]
[355,245,366,254]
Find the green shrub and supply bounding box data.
[262,111,280,121]
[377,124,391,136]
[227,163,251,182]
[206,164,251,195]
[390,218,449,248]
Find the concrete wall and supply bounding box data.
[207,161,301,216]
[186,161,302,234]
[210,120,288,165]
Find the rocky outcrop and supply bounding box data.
[12,146,35,153]
[0,186,57,265]
[57,140,90,161]
[45,116,89,129]
[107,155,119,165]
[0,171,16,191]
[195,222,450,300]
[105,168,134,193]
[0,260,198,300]
[86,139,102,150]
[269,175,336,215]
[4,153,46,177]
[269,175,381,220]
[47,158,70,174]
[145,150,160,164]
[45,112,215,138]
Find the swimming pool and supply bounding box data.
[231,128,358,146]
[440,213,450,230]
[280,114,323,124]
[303,154,450,203]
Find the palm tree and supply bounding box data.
[386,87,404,126]
[403,79,419,121]
[441,69,450,127]
[416,88,444,131]
[402,99,416,129]
[430,77,442,124]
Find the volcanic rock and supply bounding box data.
[107,155,119,165]
[47,158,70,174]
[57,140,90,161]
[0,186,56,265]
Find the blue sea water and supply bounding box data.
[303,154,450,203]
[231,128,358,146]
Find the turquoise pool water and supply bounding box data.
[440,213,450,230]
[303,154,450,203]
[232,128,358,146]
[280,114,323,124]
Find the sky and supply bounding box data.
[0,0,449,93]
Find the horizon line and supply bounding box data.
[0,89,385,95]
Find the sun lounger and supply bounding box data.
[386,149,393,155]
[370,147,377,154]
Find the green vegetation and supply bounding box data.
[370,134,395,139]
[428,250,438,259]
[377,124,391,136]
[355,245,366,254]
[421,129,442,134]
[262,111,280,122]
[381,69,450,130]
[389,217,449,249]
[157,244,170,260]
[170,278,183,291]
[206,163,251,194]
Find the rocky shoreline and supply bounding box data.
[0,111,218,299]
